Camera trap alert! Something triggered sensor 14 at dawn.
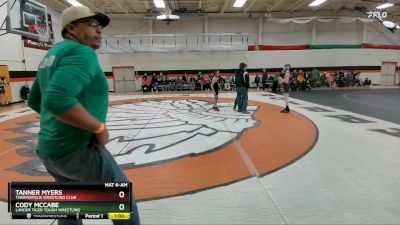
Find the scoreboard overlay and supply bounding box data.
[8,182,131,220]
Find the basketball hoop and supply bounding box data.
[28,24,49,42]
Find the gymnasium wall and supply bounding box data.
[100,16,400,76]
[99,48,400,71]
[105,16,400,46]
[2,7,400,72]
[1,4,400,102]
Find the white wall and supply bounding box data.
[103,16,400,46]
[106,19,150,35]
[358,72,381,85]
[48,7,63,43]
[314,20,361,45]
[0,33,25,70]
[263,22,312,45]
[99,49,400,71]
[366,22,400,45]
[154,19,204,34]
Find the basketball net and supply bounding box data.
[33,24,49,42]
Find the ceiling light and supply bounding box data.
[156,14,180,20]
[153,0,165,8]
[156,9,180,21]
[309,0,328,7]
[233,0,247,8]
[383,20,396,28]
[169,15,179,20]
[376,3,393,9]
[156,15,167,20]
[66,0,83,6]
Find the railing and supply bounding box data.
[98,33,249,53]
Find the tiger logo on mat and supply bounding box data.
[0,98,317,201]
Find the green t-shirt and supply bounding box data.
[28,39,109,159]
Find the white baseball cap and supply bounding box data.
[61,6,110,30]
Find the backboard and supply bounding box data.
[6,0,49,41]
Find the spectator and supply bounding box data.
[297,71,305,90]
[218,75,225,92]
[261,70,268,90]
[293,70,299,79]
[20,83,30,102]
[254,74,260,90]
[197,72,203,90]
[278,72,284,90]
[320,73,327,87]
[290,76,298,91]
[152,73,158,93]
[190,76,196,90]
[345,71,353,86]
[303,76,312,90]
[337,71,346,87]
[328,73,337,89]
[203,74,211,91]
[224,81,231,91]
[142,75,149,92]
[182,74,187,84]
[353,72,361,86]
[272,73,280,93]
[311,68,320,88]
[364,78,372,86]
[0,77,7,106]
[229,73,236,91]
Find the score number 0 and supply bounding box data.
[118,191,125,210]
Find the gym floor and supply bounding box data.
[289,88,400,125]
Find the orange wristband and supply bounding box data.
[94,123,105,134]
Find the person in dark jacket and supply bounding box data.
[254,74,260,90]
[235,62,250,113]
[0,77,7,106]
[20,83,30,102]
[262,69,268,90]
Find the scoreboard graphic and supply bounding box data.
[8,182,131,220]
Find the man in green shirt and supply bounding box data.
[28,6,140,225]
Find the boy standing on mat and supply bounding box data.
[211,71,220,111]
[281,64,291,113]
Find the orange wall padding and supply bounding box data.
[0,65,13,103]
[362,44,400,50]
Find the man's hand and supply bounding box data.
[95,126,110,146]
[56,104,110,146]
